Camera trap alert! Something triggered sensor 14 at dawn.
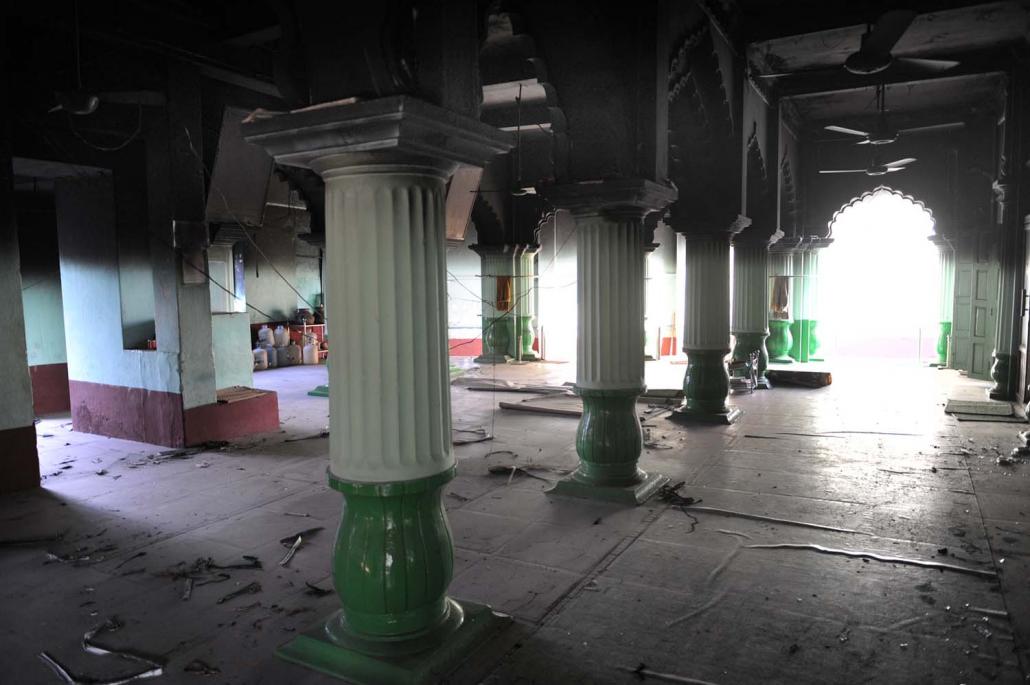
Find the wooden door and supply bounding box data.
[952,233,998,380]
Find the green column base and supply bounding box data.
[546,387,668,505]
[276,600,510,684]
[475,316,513,364]
[989,351,1012,401]
[514,315,538,360]
[670,404,743,425]
[767,319,793,364]
[789,319,821,362]
[546,470,670,505]
[731,331,770,389]
[473,353,509,364]
[308,385,330,397]
[674,349,738,422]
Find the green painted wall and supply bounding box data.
[17,198,67,366]
[243,220,322,323]
[212,313,254,389]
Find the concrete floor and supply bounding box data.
[2,359,1029,684]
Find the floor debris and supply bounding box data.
[620,663,721,684]
[744,543,998,578]
[283,429,329,443]
[452,427,494,445]
[182,659,220,676]
[0,533,64,547]
[278,527,324,567]
[304,581,333,597]
[216,581,262,604]
[486,464,570,484]
[38,616,165,685]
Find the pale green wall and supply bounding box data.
[212,313,254,389]
[17,197,67,366]
[243,223,322,323]
[21,273,66,366]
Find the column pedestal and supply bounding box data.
[767,320,793,364]
[672,231,743,425]
[243,95,513,683]
[540,180,676,505]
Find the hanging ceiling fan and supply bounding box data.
[759,9,959,80]
[819,154,916,177]
[50,0,164,115]
[823,83,964,146]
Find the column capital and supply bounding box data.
[804,236,834,251]
[469,243,516,258]
[241,95,514,175]
[770,235,803,254]
[927,233,953,248]
[674,214,752,240]
[733,226,784,247]
[538,179,677,220]
[469,243,540,258]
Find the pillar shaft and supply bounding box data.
[789,248,822,362]
[767,251,794,363]
[539,179,675,504]
[323,161,454,485]
[934,241,955,366]
[679,235,736,418]
[731,242,770,383]
[577,216,646,392]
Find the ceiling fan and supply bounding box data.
[759,9,959,80]
[51,0,165,115]
[819,155,916,177]
[823,83,964,146]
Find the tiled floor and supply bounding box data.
[2,359,1028,684]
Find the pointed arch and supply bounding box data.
[829,185,935,235]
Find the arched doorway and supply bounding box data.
[821,186,939,364]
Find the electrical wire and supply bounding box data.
[67,104,144,152]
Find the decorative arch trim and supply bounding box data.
[828,185,935,234]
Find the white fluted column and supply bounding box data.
[731,243,769,335]
[320,160,454,483]
[683,237,731,352]
[577,214,646,391]
[731,242,771,385]
[675,233,740,421]
[538,179,675,503]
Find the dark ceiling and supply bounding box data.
[745,2,1025,133]
[785,72,1007,130]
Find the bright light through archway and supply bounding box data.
[822,186,938,362]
